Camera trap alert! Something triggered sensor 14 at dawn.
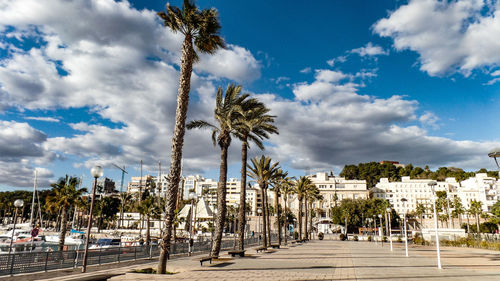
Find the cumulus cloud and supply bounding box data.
[374,0,500,76]
[258,68,499,172]
[350,42,388,57]
[0,0,261,186]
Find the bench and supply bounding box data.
[198,255,217,266]
[228,250,245,257]
[270,244,280,249]
[255,246,267,253]
[290,240,297,244]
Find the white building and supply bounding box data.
[456,173,499,212]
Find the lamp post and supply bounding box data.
[82,165,103,273]
[188,192,197,256]
[372,215,376,244]
[8,199,24,255]
[378,214,383,246]
[401,198,408,257]
[386,207,393,251]
[428,181,442,269]
[488,148,500,172]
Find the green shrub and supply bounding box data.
[382,236,388,242]
[397,235,402,243]
[318,232,324,240]
[353,235,358,241]
[367,235,372,242]
[339,233,347,241]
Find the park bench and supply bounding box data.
[255,246,267,253]
[198,255,217,266]
[290,240,297,244]
[270,244,280,249]
[228,250,245,257]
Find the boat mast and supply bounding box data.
[30,170,37,227]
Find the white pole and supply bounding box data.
[432,187,442,269]
[388,211,393,251]
[403,212,408,257]
[30,170,37,227]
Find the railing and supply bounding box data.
[0,236,266,276]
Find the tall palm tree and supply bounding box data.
[270,170,287,245]
[247,156,280,248]
[415,203,426,228]
[46,176,87,251]
[138,196,160,246]
[279,177,295,245]
[453,196,465,227]
[293,176,314,240]
[235,101,277,250]
[306,186,322,239]
[157,0,225,274]
[469,200,483,233]
[187,84,251,257]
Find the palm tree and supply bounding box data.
[235,100,277,250]
[279,177,295,245]
[247,156,280,248]
[293,176,314,240]
[306,186,322,239]
[453,196,465,227]
[156,0,225,274]
[187,84,252,257]
[270,169,287,246]
[469,200,483,233]
[46,176,87,251]
[415,203,426,228]
[138,196,160,246]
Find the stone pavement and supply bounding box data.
[107,240,500,281]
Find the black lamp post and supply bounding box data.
[82,165,103,273]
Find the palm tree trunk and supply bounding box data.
[158,34,195,275]
[265,187,271,246]
[260,186,267,247]
[298,199,303,240]
[274,190,281,245]
[238,142,248,250]
[309,202,313,239]
[211,143,229,257]
[58,207,68,251]
[304,198,308,239]
[476,214,480,233]
[284,196,288,245]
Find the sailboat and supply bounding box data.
[0,170,45,254]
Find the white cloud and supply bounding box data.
[24,116,60,122]
[326,55,347,67]
[300,67,312,74]
[419,111,440,130]
[350,42,388,57]
[374,0,500,76]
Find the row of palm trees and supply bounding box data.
[154,0,321,273]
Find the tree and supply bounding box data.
[305,185,322,239]
[278,176,294,245]
[247,155,280,247]
[415,203,426,227]
[46,176,87,251]
[270,169,287,245]
[95,196,120,232]
[187,84,253,256]
[293,176,314,240]
[469,200,483,233]
[235,99,277,250]
[452,196,465,227]
[156,0,225,273]
[138,196,160,246]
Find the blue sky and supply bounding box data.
[0,0,499,190]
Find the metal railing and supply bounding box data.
[0,236,266,276]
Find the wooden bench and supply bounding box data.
[198,255,217,266]
[290,240,297,244]
[270,244,280,249]
[228,250,245,257]
[255,246,267,253]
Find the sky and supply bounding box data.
[0,0,500,190]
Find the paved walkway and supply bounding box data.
[105,240,500,281]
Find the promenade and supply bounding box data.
[102,240,500,281]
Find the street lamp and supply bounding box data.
[188,192,197,256]
[428,181,442,269]
[233,203,239,249]
[386,207,393,251]
[82,165,103,273]
[488,148,500,170]
[401,198,408,257]
[8,199,24,255]
[372,215,376,244]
